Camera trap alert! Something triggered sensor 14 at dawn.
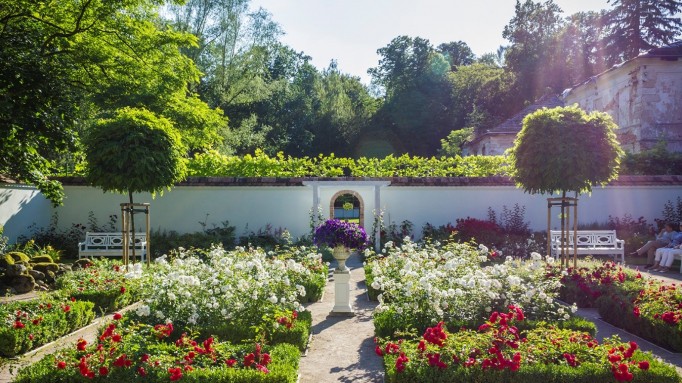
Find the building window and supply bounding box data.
[330,191,364,226]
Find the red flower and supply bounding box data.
[76,339,87,351]
[633,306,640,317]
[113,312,122,320]
[137,367,147,376]
[226,359,237,367]
[99,366,109,376]
[63,305,71,313]
[638,360,650,370]
[141,354,150,362]
[70,297,76,302]
[120,286,126,294]
[56,361,67,369]
[111,334,122,343]
[395,353,409,373]
[13,320,25,329]
[168,367,183,381]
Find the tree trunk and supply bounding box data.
[129,191,136,264]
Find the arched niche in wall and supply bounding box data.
[330,190,364,227]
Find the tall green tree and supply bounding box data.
[437,41,475,70]
[369,36,454,155]
[503,0,564,101]
[0,0,222,204]
[603,0,682,62]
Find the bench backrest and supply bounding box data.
[549,230,618,247]
[83,232,146,249]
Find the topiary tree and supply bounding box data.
[83,107,187,261]
[509,104,623,265]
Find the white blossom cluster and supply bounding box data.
[136,245,313,327]
[369,239,576,324]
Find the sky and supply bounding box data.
[249,0,612,84]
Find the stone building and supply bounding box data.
[465,41,682,155]
[563,41,682,153]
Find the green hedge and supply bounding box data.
[373,307,596,339]
[201,310,312,352]
[13,342,299,383]
[598,289,682,352]
[298,270,327,303]
[187,150,511,178]
[0,298,94,357]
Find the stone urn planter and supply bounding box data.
[332,246,351,272]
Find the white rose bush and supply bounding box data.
[368,239,579,337]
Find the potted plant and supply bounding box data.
[313,219,367,271]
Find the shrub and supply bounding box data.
[151,219,236,257]
[0,297,94,357]
[13,318,300,383]
[238,224,290,250]
[55,260,140,313]
[453,217,501,248]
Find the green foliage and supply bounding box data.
[509,105,623,195]
[0,298,95,357]
[660,197,682,226]
[84,107,187,199]
[188,150,511,178]
[620,142,682,175]
[151,220,236,257]
[603,0,682,62]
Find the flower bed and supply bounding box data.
[0,296,94,357]
[553,260,645,308]
[377,306,679,383]
[55,260,142,313]
[367,240,589,338]
[13,245,324,380]
[13,314,299,383]
[556,260,682,352]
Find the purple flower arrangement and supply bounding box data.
[313,219,368,250]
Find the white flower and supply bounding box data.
[136,305,150,317]
[268,295,278,304]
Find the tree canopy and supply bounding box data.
[509,105,623,195]
[83,107,186,199]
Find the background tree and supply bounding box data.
[438,128,475,156]
[437,41,476,70]
[0,0,222,204]
[602,0,682,63]
[503,0,564,102]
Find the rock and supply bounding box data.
[31,255,54,264]
[5,264,27,277]
[0,253,14,268]
[7,251,30,263]
[28,269,45,281]
[10,274,35,294]
[32,262,59,274]
[59,263,73,272]
[73,259,93,270]
[44,270,56,284]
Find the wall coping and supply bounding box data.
[52,175,682,187]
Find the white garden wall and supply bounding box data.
[1,177,681,245]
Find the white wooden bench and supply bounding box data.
[78,232,147,261]
[550,230,625,263]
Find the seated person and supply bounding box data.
[631,222,677,269]
[650,223,682,272]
